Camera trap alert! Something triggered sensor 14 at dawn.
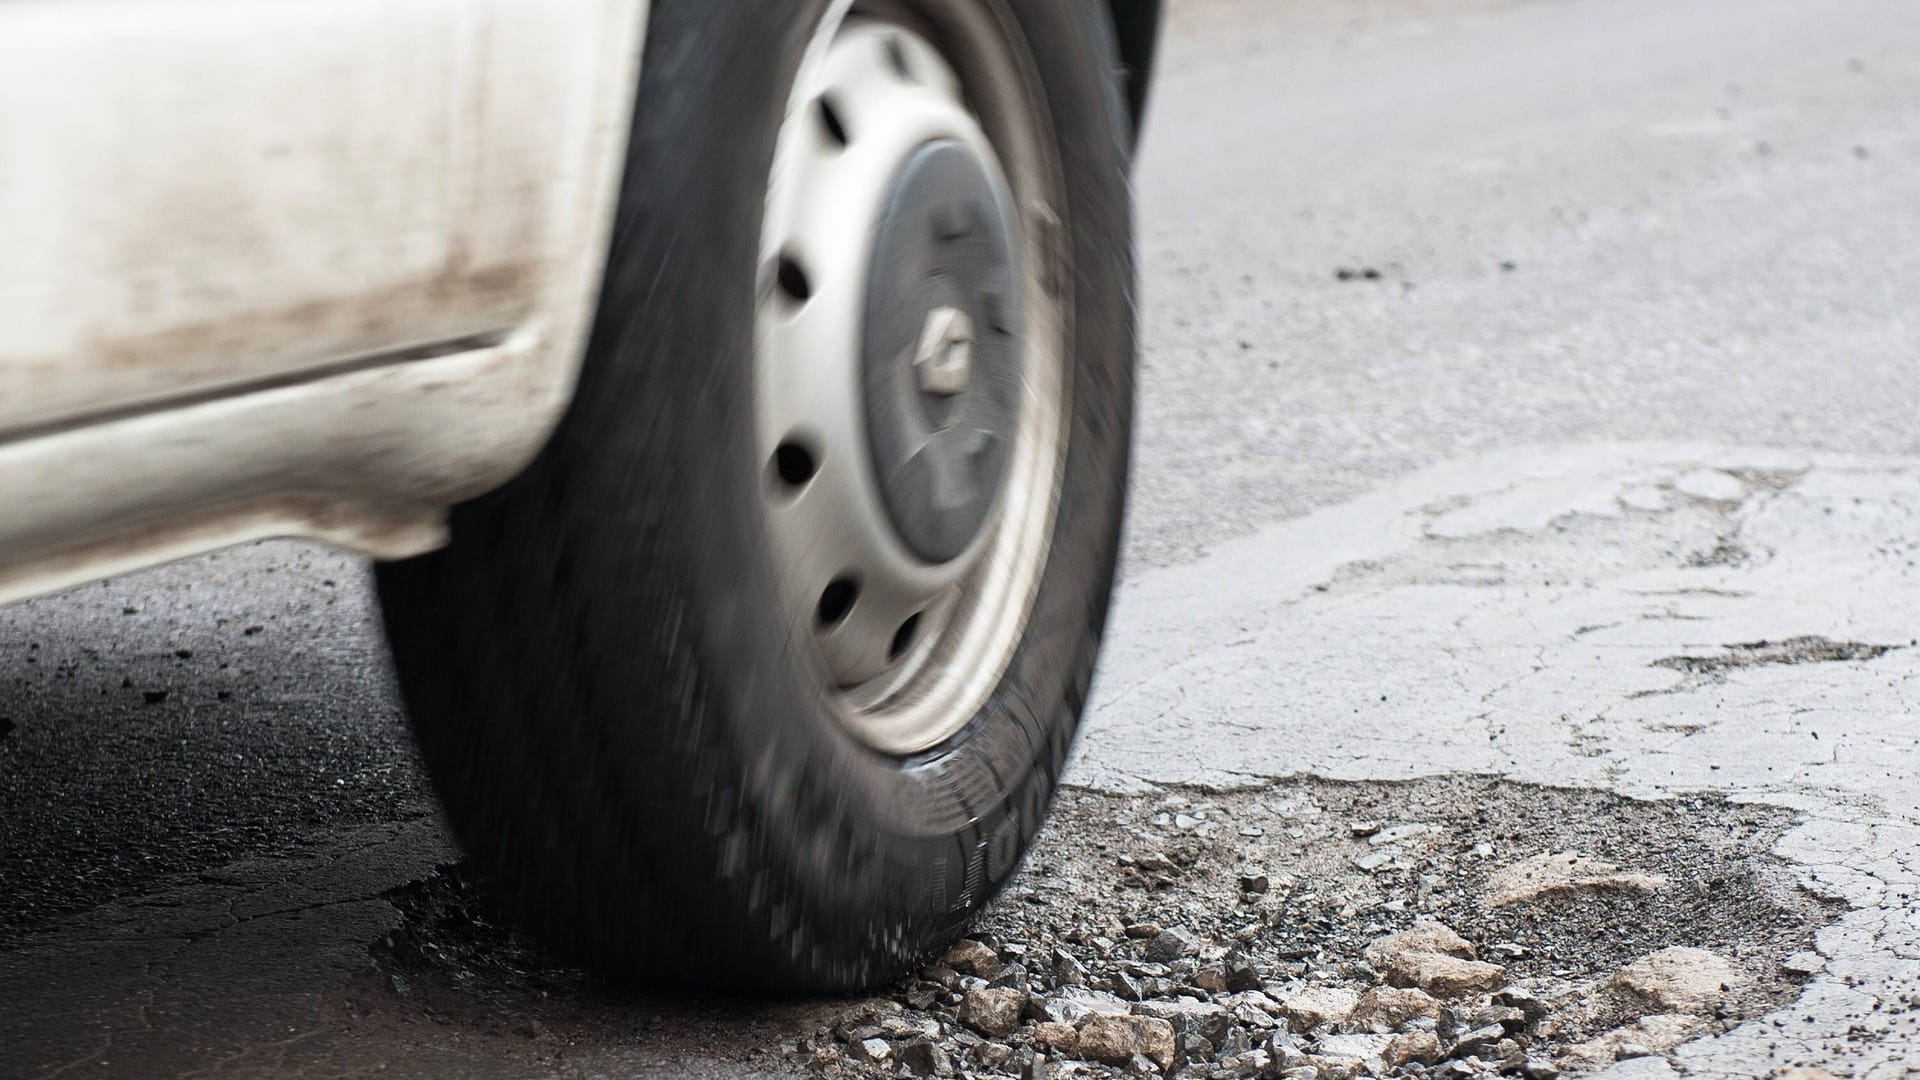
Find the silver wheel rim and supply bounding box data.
[755,0,1068,755]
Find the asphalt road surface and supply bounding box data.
[5,0,1919,1076]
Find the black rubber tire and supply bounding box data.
[376,0,1133,992]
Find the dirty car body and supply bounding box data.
[0,0,1157,603]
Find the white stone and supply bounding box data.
[1313,1033,1393,1061]
[1483,851,1668,907]
[1610,948,1748,1013]
[1673,467,1746,503]
[1279,986,1359,1032]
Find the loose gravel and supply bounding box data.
[783,775,1838,1079]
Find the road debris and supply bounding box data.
[774,776,1835,1078]
[1607,947,1750,1014]
[1482,853,1668,908]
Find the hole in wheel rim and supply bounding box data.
[817,577,859,626]
[884,36,914,81]
[772,440,818,489]
[888,612,922,661]
[775,254,812,304]
[816,95,849,147]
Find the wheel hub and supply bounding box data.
[756,4,1066,753]
[863,139,1023,564]
[912,306,973,396]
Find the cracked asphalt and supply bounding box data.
[5,0,1920,1075]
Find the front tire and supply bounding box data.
[376,0,1134,990]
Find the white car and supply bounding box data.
[0,0,1157,989]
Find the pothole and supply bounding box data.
[371,863,581,994]
[797,775,1841,1079]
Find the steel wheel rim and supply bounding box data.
[755,0,1069,755]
